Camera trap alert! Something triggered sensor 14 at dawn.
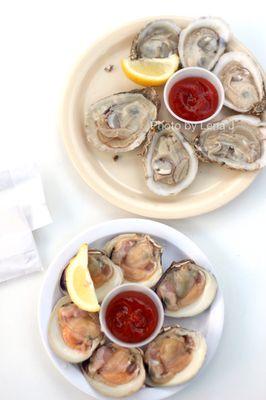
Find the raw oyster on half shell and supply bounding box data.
[155,260,217,317]
[82,344,145,398]
[194,115,266,171]
[130,19,181,60]
[144,326,207,386]
[85,88,160,152]
[141,122,198,196]
[104,233,163,287]
[213,51,266,115]
[178,17,231,70]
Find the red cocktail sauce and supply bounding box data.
[106,291,158,343]
[169,77,219,122]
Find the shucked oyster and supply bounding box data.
[178,17,230,70]
[85,88,160,152]
[60,248,123,303]
[82,344,145,397]
[194,115,266,171]
[141,123,198,196]
[48,296,104,363]
[104,233,163,287]
[213,51,266,115]
[130,19,181,60]
[144,326,207,386]
[155,260,217,317]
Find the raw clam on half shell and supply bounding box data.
[194,115,266,171]
[60,248,123,303]
[144,326,207,386]
[178,17,231,70]
[85,87,160,152]
[82,344,145,398]
[213,51,266,115]
[130,19,181,60]
[48,296,104,363]
[155,260,217,317]
[141,123,198,196]
[104,233,163,287]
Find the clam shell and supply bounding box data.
[48,296,105,363]
[144,325,207,386]
[155,260,217,317]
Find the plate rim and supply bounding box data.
[38,218,224,400]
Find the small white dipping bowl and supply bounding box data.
[100,283,164,348]
[164,66,225,125]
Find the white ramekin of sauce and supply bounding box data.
[164,66,224,124]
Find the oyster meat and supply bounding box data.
[130,19,181,60]
[141,123,198,196]
[82,344,145,397]
[178,17,230,70]
[155,260,217,317]
[85,88,160,152]
[144,326,207,386]
[48,296,104,363]
[195,115,266,170]
[104,233,163,287]
[60,248,123,303]
[213,51,266,114]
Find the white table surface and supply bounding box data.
[0,1,266,399]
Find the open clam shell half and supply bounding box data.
[144,325,207,386]
[155,260,217,318]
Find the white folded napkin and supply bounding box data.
[0,163,52,230]
[0,163,51,282]
[0,206,42,282]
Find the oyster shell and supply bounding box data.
[213,51,266,114]
[194,115,266,170]
[130,19,181,60]
[141,122,198,196]
[144,326,207,386]
[48,296,104,363]
[82,344,145,397]
[155,260,217,317]
[178,17,230,70]
[60,248,123,303]
[104,233,163,287]
[85,88,160,152]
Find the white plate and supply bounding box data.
[60,16,264,219]
[38,218,224,400]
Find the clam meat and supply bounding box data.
[104,233,163,287]
[85,88,160,152]
[48,296,104,363]
[82,344,145,397]
[155,260,217,317]
[144,326,207,386]
[60,248,123,303]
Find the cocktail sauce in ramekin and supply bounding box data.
[168,76,219,122]
[100,283,164,347]
[105,290,158,343]
[164,67,224,124]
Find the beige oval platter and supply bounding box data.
[60,16,264,219]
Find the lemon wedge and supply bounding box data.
[121,54,179,86]
[65,243,100,312]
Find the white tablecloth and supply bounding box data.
[0,1,266,399]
